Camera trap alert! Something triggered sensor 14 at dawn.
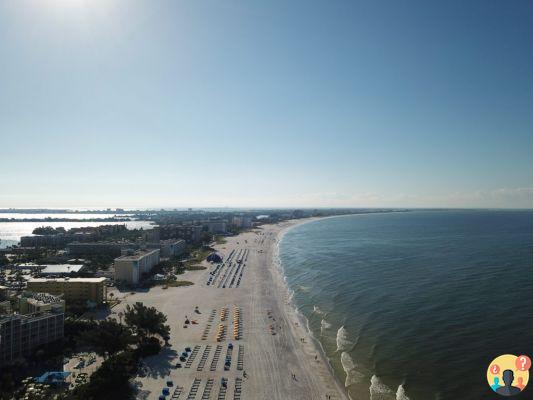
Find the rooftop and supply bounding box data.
[28,277,106,283]
[115,249,160,261]
[22,292,63,304]
[41,264,84,274]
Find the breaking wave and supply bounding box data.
[320,319,332,330]
[396,384,410,400]
[341,351,365,387]
[336,325,354,352]
[313,305,326,315]
[370,375,396,400]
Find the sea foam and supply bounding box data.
[320,318,332,330]
[396,384,410,400]
[369,375,396,400]
[313,305,325,315]
[341,351,365,387]
[336,325,354,352]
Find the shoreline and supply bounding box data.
[273,217,352,400]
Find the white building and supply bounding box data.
[160,239,186,258]
[113,249,160,285]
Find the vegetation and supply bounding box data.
[0,254,8,267]
[83,254,115,271]
[184,246,213,268]
[214,235,227,244]
[61,304,172,399]
[32,226,66,235]
[78,319,135,358]
[184,265,206,271]
[67,351,138,400]
[165,280,194,287]
[124,302,170,343]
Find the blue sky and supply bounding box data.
[1,0,532,209]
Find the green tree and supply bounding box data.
[78,319,135,358]
[0,255,8,267]
[69,351,138,400]
[124,302,170,343]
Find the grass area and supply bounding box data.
[166,280,194,287]
[185,265,206,271]
[184,247,212,268]
[214,235,227,244]
[151,279,194,288]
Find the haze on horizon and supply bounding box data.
[1,0,532,210]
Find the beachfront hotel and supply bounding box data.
[113,249,160,285]
[27,277,107,304]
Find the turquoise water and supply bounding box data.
[279,211,533,400]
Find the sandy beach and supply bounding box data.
[110,219,349,400]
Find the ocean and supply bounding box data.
[278,211,533,400]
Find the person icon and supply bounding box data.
[491,377,501,392]
[496,370,522,396]
[516,377,525,391]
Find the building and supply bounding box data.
[159,224,203,243]
[232,216,252,229]
[159,239,186,258]
[206,220,227,234]
[143,227,160,243]
[19,232,95,248]
[67,241,138,257]
[18,292,65,314]
[29,264,85,276]
[27,278,107,304]
[113,249,160,285]
[0,311,64,366]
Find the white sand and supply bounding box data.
[110,219,349,400]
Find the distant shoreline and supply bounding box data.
[0,218,132,223]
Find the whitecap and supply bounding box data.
[313,305,325,315]
[336,325,354,352]
[396,384,410,400]
[369,375,396,400]
[320,319,332,330]
[341,351,365,387]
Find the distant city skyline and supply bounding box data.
[1,1,532,209]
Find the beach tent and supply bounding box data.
[207,253,223,263]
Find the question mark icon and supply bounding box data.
[515,355,532,371]
[491,364,500,374]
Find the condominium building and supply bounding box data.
[27,277,107,304]
[0,311,64,366]
[159,239,186,258]
[114,249,160,285]
[159,224,203,243]
[67,241,139,257]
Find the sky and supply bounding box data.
[1,0,532,209]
